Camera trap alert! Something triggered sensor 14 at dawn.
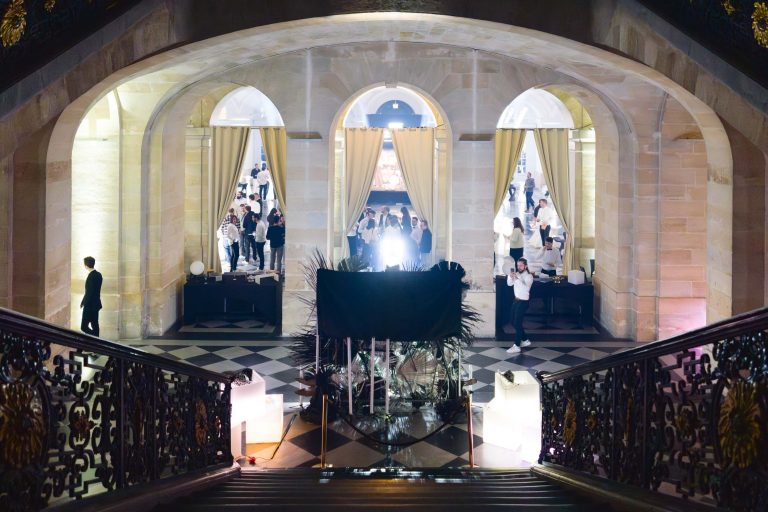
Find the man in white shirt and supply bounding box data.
[248,193,262,216]
[541,237,563,276]
[231,191,246,212]
[536,198,554,246]
[256,166,270,202]
[506,257,534,355]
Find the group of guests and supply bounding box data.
[220,193,286,273]
[238,162,272,204]
[348,205,433,270]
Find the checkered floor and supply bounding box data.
[128,340,629,401]
[128,339,631,468]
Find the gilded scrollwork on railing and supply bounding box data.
[0,0,26,48]
[0,311,232,512]
[539,312,768,511]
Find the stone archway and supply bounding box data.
[327,83,453,265]
[41,13,734,341]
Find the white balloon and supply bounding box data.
[190,261,205,276]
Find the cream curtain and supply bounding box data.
[260,127,287,214]
[494,129,526,214]
[533,128,574,272]
[391,128,435,234]
[208,126,251,273]
[344,128,384,255]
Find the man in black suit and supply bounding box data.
[80,256,103,336]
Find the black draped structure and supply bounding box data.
[316,268,463,340]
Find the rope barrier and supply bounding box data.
[329,399,466,448]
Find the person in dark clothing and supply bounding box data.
[80,256,103,336]
[242,208,258,264]
[418,220,433,267]
[266,215,286,272]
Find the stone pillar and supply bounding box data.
[283,138,330,334]
[0,156,9,309]
[657,97,708,339]
[116,82,174,338]
[13,123,54,319]
[724,121,766,313]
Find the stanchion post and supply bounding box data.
[466,393,475,468]
[346,337,353,417]
[320,394,328,469]
[385,338,390,415]
[370,338,375,414]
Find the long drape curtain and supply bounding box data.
[344,128,384,255]
[260,127,287,214]
[391,127,435,232]
[533,128,574,272]
[494,129,526,214]
[208,126,251,273]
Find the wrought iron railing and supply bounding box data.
[0,308,232,511]
[537,307,768,511]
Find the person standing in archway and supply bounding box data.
[80,256,103,337]
[524,172,536,212]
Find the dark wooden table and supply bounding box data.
[495,275,594,339]
[183,278,282,331]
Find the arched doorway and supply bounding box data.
[207,86,285,273]
[329,85,451,267]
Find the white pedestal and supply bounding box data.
[483,371,541,455]
[231,420,246,458]
[246,394,283,444]
[230,373,284,449]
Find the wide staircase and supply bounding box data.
[152,468,608,511]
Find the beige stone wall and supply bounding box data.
[0,13,744,343]
[724,121,767,313]
[70,93,121,339]
[0,156,11,309]
[657,96,708,339]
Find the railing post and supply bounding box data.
[320,394,329,469]
[609,366,618,481]
[466,393,475,468]
[117,358,126,489]
[641,358,650,489]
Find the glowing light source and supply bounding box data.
[387,121,404,129]
[190,261,205,275]
[483,371,541,462]
[380,235,405,268]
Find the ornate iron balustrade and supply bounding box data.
[0,307,232,511]
[537,307,768,511]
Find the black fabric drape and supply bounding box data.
[317,269,462,340]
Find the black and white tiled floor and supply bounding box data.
[128,340,630,399]
[127,338,632,469]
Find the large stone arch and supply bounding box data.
[38,13,733,340]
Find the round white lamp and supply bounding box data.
[190,260,205,276]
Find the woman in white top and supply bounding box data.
[223,215,240,272]
[509,217,525,267]
[506,257,533,355]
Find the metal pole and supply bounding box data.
[347,337,353,417]
[299,367,304,407]
[320,394,328,469]
[458,346,462,398]
[466,393,475,468]
[370,338,375,414]
[385,338,390,415]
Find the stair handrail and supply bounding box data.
[0,306,233,511]
[539,306,768,383]
[0,307,230,382]
[536,306,768,511]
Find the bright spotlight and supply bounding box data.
[380,236,405,268]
